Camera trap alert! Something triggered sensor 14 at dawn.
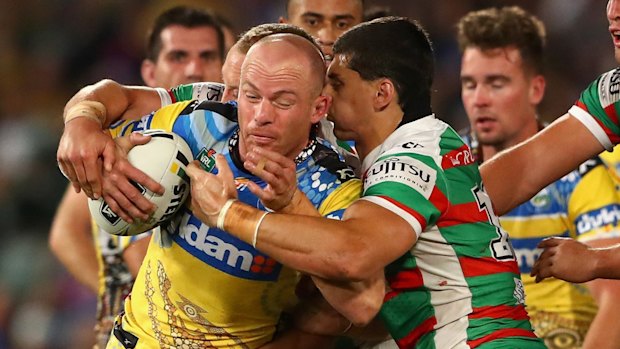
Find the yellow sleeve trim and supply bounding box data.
[149,101,193,131]
[318,179,362,216]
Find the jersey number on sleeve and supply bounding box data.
[472,184,516,261]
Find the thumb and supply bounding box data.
[115,132,151,154]
[186,161,205,181]
[130,132,152,145]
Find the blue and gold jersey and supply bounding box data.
[93,225,150,348]
[502,157,620,346]
[106,100,361,349]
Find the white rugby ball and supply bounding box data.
[88,130,193,236]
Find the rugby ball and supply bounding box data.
[88,130,193,236]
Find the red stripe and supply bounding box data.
[459,256,519,277]
[387,267,424,290]
[438,201,487,228]
[429,186,449,218]
[396,316,437,349]
[467,328,538,348]
[469,305,530,321]
[384,289,400,303]
[168,89,177,103]
[378,195,428,231]
[578,100,620,145]
[442,144,476,169]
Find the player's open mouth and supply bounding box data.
[475,117,496,129]
[610,28,620,46]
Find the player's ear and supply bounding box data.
[141,59,157,87]
[529,74,546,105]
[373,78,395,112]
[310,94,331,123]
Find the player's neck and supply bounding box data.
[357,109,403,160]
[481,121,540,162]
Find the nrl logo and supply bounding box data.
[197,148,217,172]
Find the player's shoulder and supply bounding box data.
[306,138,357,183]
[583,67,620,108]
[178,99,238,123]
[168,82,224,103]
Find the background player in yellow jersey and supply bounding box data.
[49,6,226,347]
[457,6,620,348]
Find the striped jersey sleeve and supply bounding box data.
[570,68,620,150]
[159,82,225,106]
[361,151,448,238]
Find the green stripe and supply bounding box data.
[170,83,195,102]
[581,79,620,136]
[443,165,480,205]
[439,127,467,155]
[438,223,495,258]
[466,273,521,307]
[416,331,437,349]
[381,289,435,340]
[468,317,535,339]
[336,139,353,152]
[385,252,417,276]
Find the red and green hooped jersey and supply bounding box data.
[360,115,545,349]
[571,67,620,149]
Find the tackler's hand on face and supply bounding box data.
[244,147,299,212]
[187,155,238,227]
[100,132,164,223]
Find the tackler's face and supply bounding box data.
[323,53,375,142]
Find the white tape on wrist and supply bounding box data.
[253,212,270,248]
[216,199,237,230]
